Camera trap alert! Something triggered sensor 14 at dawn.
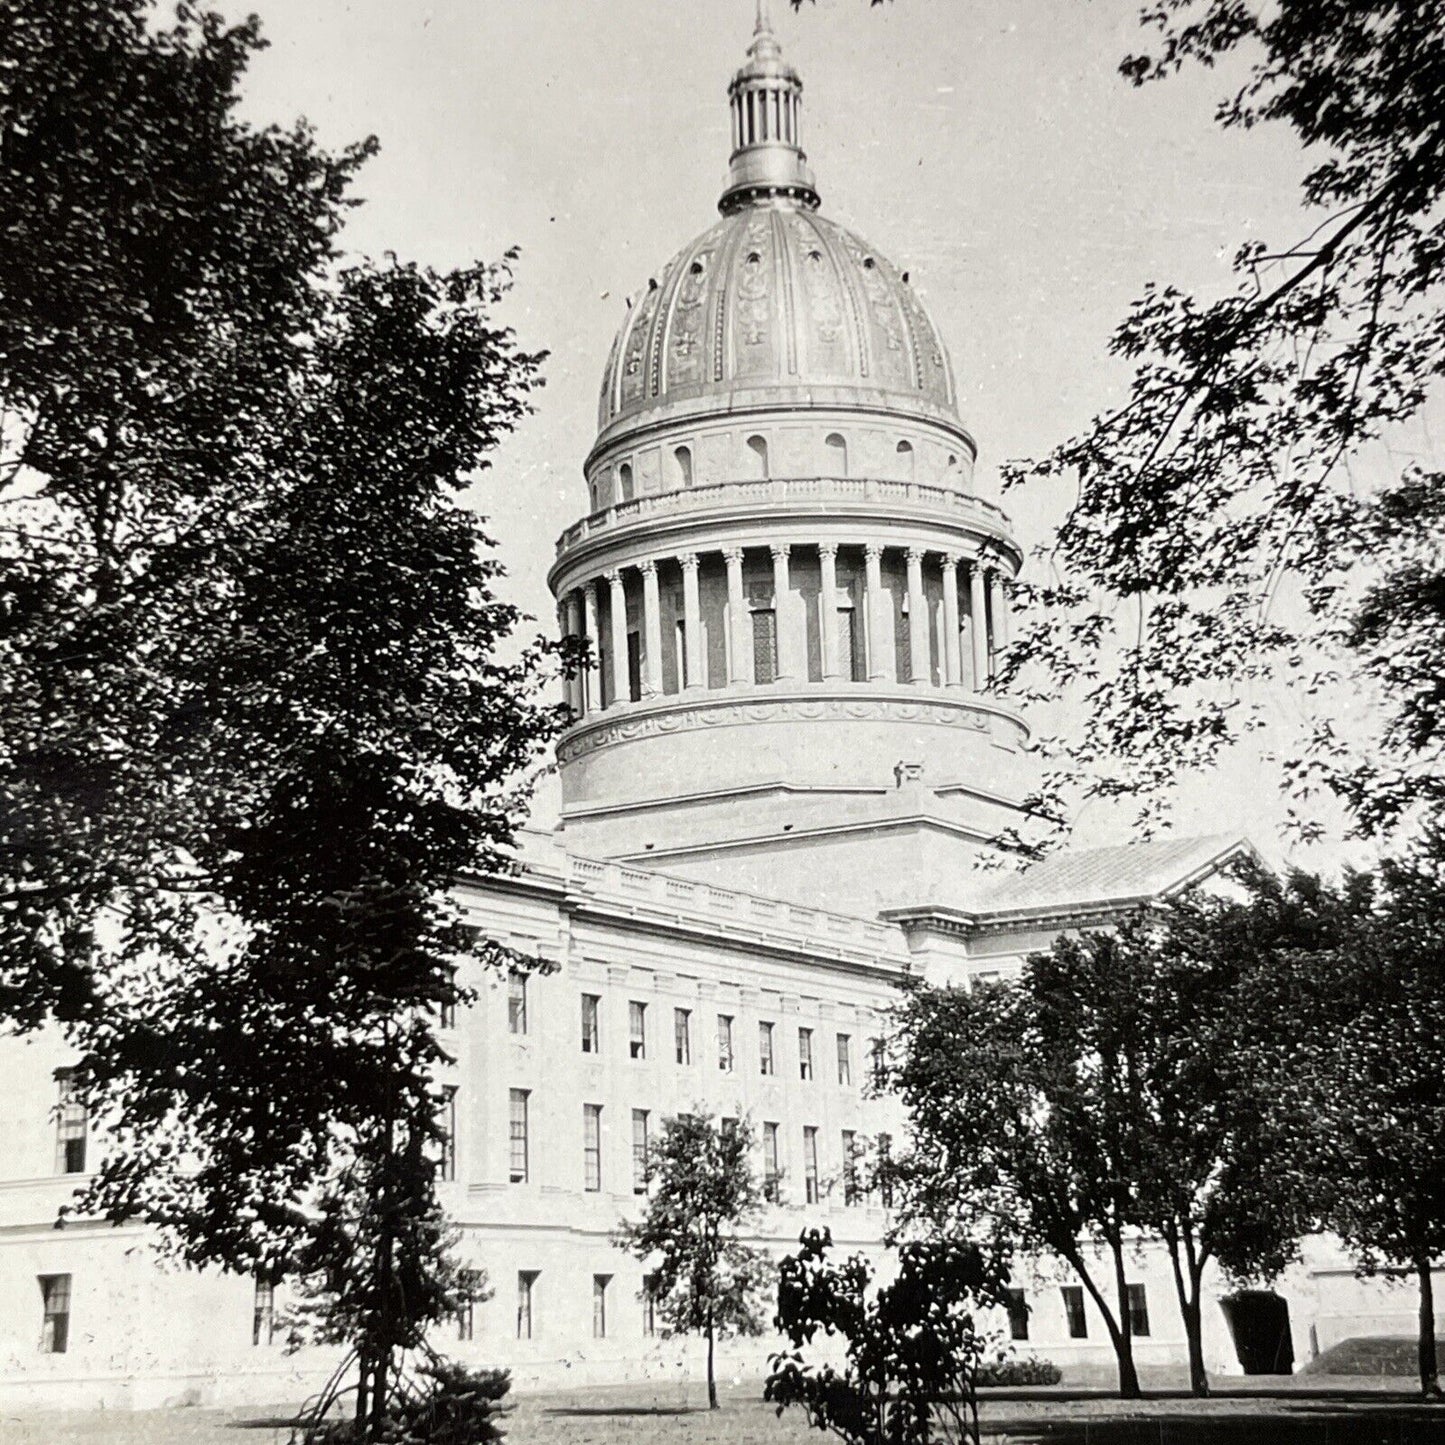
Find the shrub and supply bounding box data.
[975,1355,1062,1387]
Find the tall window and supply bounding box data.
[1127,1283,1151,1337]
[642,1274,659,1337]
[592,1274,611,1338]
[508,973,527,1035]
[869,1037,887,1089]
[439,1086,458,1183]
[627,630,642,701]
[896,438,915,479]
[581,993,600,1054]
[54,1069,87,1175]
[517,1271,538,1339]
[509,1089,529,1184]
[629,1001,647,1060]
[758,1021,775,1076]
[824,432,848,477]
[619,461,634,500]
[717,1014,734,1073]
[763,1122,781,1203]
[38,1274,70,1354]
[674,1007,692,1065]
[837,605,865,682]
[1006,1288,1029,1342]
[631,1109,649,1194]
[584,1104,603,1192]
[456,1268,483,1342]
[1062,1285,1087,1339]
[878,1132,894,1209]
[752,609,778,684]
[673,444,693,489]
[798,1027,814,1081]
[803,1126,819,1204]
[438,967,457,1031]
[836,1033,853,1086]
[253,1276,277,1347]
[841,1130,859,1204]
[746,434,769,480]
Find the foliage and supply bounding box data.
[974,1355,1061,1388]
[614,1113,772,1409]
[886,896,1317,1399]
[991,0,1445,842]
[296,1359,511,1445]
[0,1,566,1434]
[767,1228,1011,1445]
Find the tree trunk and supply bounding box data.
[1418,1257,1441,1399]
[706,1313,718,1410]
[1164,1232,1210,1397]
[1109,1242,1142,1399]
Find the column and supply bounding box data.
[864,543,889,683]
[724,546,750,685]
[969,559,988,689]
[906,548,928,686]
[607,568,629,706]
[583,580,601,713]
[681,552,703,692]
[941,554,961,689]
[770,543,795,681]
[640,560,662,696]
[991,569,1010,651]
[818,543,840,681]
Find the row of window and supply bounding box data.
[578,995,884,1087]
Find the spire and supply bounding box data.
[719,2,819,214]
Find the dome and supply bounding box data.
[595,207,960,443]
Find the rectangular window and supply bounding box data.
[763,1121,781,1203]
[1127,1283,1151,1337]
[631,1109,649,1194]
[869,1037,887,1089]
[629,1000,647,1060]
[752,609,778,684]
[758,1021,775,1076]
[38,1274,70,1355]
[581,993,600,1054]
[674,1007,691,1065]
[517,1271,538,1340]
[509,1089,529,1184]
[841,1130,858,1204]
[439,968,457,1031]
[584,1104,602,1192]
[798,1027,814,1081]
[836,1033,853,1087]
[252,1276,276,1347]
[508,973,527,1035]
[1062,1285,1087,1339]
[439,1086,458,1183]
[717,1014,734,1073]
[1006,1288,1029,1342]
[676,618,689,688]
[878,1132,894,1209]
[456,1269,483,1342]
[54,1069,87,1176]
[593,1274,611,1338]
[838,606,866,682]
[803,1126,819,1204]
[642,1273,659,1337]
[627,631,642,702]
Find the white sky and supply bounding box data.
[227,0,1377,865]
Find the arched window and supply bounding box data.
[746,435,769,481]
[896,440,914,480]
[619,462,634,501]
[673,445,693,489]
[825,433,848,478]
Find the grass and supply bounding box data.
[2,1373,1445,1445]
[1300,1336,1422,1378]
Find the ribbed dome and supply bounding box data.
[595,204,959,440]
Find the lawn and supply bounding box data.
[3,1375,1445,1445]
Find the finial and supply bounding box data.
[754,0,773,37]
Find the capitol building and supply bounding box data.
[0,10,1419,1410]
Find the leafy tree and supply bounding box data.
[1,2,566,1433]
[988,1,1445,842]
[614,1112,772,1409]
[768,1228,1012,1445]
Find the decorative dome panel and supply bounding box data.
[596,205,959,438]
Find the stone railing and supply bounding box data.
[566,852,905,966]
[555,476,1013,556]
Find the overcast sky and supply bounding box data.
[226,0,1380,862]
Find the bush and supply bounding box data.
[975,1355,1062,1387]
[296,1359,511,1445]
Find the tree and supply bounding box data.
[614,1112,772,1409]
[768,1228,1012,1445]
[1,3,567,1434]
[988,1,1445,843]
